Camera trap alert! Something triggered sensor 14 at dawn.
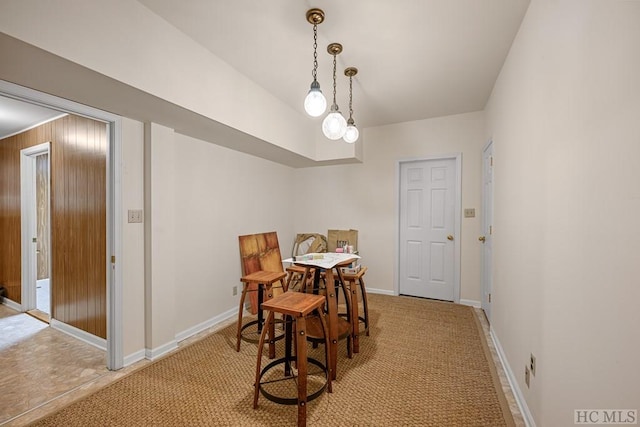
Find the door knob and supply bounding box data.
[447,235,454,241]
[478,236,486,243]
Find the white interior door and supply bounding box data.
[399,158,458,301]
[481,142,494,320]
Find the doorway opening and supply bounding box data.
[20,143,52,323]
[2,79,124,370]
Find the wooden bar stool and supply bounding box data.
[253,292,332,427]
[341,266,369,354]
[236,270,287,358]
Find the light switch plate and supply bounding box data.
[464,208,475,218]
[128,209,143,223]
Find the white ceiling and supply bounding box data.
[139,0,531,128]
[0,96,64,139]
[1,1,530,141]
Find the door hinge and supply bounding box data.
[111,255,116,264]
[488,293,492,303]
[490,156,493,166]
[489,225,493,235]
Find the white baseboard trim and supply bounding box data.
[175,305,237,343]
[2,298,22,312]
[459,299,481,308]
[490,326,536,427]
[142,305,238,363]
[50,318,107,351]
[123,349,146,367]
[367,287,395,296]
[145,340,178,361]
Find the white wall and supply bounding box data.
[485,0,640,424]
[142,126,295,354]
[293,111,486,301]
[121,118,146,359]
[170,133,295,335]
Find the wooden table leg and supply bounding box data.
[324,268,339,381]
[349,279,360,353]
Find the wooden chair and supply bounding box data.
[236,232,288,353]
[254,292,332,427]
[285,233,327,293]
[341,266,370,354]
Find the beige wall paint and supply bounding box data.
[485,0,640,424]
[121,118,146,358]
[293,111,486,301]
[170,132,295,335]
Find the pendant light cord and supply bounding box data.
[348,75,353,120]
[332,53,337,108]
[312,24,318,81]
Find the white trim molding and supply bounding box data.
[174,306,237,343]
[367,288,395,296]
[490,326,536,427]
[2,298,22,312]
[145,341,178,361]
[123,349,147,367]
[460,299,481,308]
[51,318,107,351]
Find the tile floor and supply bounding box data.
[0,303,525,426]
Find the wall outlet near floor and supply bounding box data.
[232,286,237,296]
[530,353,536,376]
[525,365,531,388]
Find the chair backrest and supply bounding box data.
[238,231,284,275]
[291,233,327,257]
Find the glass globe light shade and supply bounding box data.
[322,108,347,140]
[304,81,327,117]
[343,124,359,143]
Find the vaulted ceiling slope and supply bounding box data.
[139,0,531,128]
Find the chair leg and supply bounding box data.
[236,283,249,352]
[295,316,308,426]
[253,311,274,409]
[360,278,370,336]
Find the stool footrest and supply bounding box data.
[240,319,285,344]
[258,356,328,405]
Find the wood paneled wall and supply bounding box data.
[0,115,107,338]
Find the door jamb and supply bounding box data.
[395,153,462,302]
[20,142,50,312]
[481,140,493,321]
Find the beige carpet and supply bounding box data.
[28,294,514,426]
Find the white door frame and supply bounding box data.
[20,142,51,312]
[481,140,493,321]
[1,80,124,370]
[395,153,462,302]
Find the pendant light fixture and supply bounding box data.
[303,9,327,117]
[322,43,347,140]
[343,67,359,143]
